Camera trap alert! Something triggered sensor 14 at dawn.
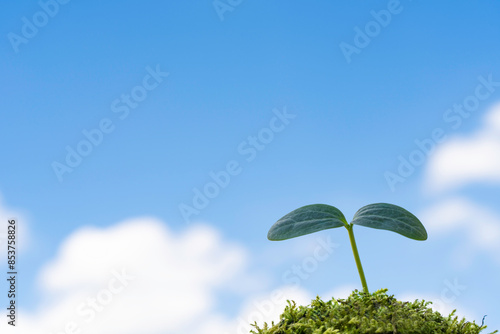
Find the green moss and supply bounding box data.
[250,289,498,334]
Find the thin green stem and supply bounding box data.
[346,224,369,294]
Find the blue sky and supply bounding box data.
[1,1,500,333]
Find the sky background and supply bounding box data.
[1,1,500,333]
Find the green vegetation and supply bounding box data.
[261,203,497,333]
[250,289,497,334]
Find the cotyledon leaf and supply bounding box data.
[351,203,427,240]
[268,204,347,241]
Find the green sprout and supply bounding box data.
[267,203,427,294]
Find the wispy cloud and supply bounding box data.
[419,197,500,266]
[425,103,500,193]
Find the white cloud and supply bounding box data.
[425,103,500,192]
[419,197,500,265]
[1,218,250,334]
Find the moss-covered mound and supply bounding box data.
[251,289,498,334]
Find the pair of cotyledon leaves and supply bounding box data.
[268,203,427,241]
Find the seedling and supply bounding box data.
[267,203,427,294]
